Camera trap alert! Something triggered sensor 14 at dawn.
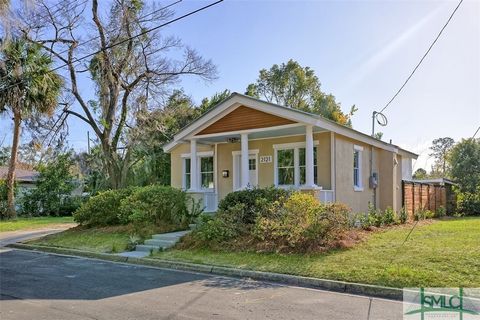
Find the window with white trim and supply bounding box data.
[274,141,319,187]
[200,157,214,189]
[353,145,363,190]
[183,158,191,190]
[299,147,318,185]
[181,152,214,190]
[277,149,295,185]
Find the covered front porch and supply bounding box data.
[184,123,336,212]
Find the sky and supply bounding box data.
[1,0,479,171]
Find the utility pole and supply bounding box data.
[370,111,387,209]
[87,131,91,154]
[371,111,378,137]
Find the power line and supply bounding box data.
[34,0,183,146]
[54,0,183,56]
[0,0,223,94]
[10,0,87,25]
[0,0,183,86]
[472,126,480,139]
[379,0,464,114]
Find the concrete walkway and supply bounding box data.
[118,230,191,258]
[0,225,74,247]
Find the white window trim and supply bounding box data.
[273,141,318,150]
[182,158,191,191]
[181,151,215,192]
[181,151,214,158]
[353,145,363,191]
[273,141,319,188]
[231,149,259,156]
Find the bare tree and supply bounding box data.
[15,0,216,188]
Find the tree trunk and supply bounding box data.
[101,141,123,189]
[6,112,21,219]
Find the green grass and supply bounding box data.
[29,223,184,253]
[153,217,480,288]
[0,216,75,232]
[30,226,132,253]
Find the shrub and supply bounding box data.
[383,207,397,225]
[119,185,195,227]
[435,206,446,218]
[399,207,408,224]
[73,188,136,226]
[414,208,434,221]
[254,192,350,251]
[357,211,376,229]
[358,205,400,228]
[218,186,290,224]
[456,190,480,216]
[0,179,17,219]
[21,153,77,216]
[195,209,241,242]
[365,203,383,227]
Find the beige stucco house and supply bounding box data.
[164,93,417,214]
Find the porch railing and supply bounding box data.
[318,190,335,203]
[203,192,218,212]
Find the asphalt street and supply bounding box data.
[0,248,405,319]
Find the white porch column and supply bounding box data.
[189,138,198,191]
[241,133,249,188]
[305,125,315,188]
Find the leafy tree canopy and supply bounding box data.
[429,137,455,177]
[448,138,480,194]
[413,168,428,180]
[21,153,78,216]
[245,59,357,126]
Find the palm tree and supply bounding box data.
[0,37,63,219]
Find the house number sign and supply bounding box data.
[259,155,272,163]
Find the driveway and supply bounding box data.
[0,249,404,320]
[0,226,73,247]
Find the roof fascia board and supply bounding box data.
[164,93,418,157]
[311,118,397,152]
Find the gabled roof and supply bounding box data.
[163,92,418,158]
[0,166,39,183]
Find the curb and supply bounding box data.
[6,243,404,301]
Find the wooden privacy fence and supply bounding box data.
[402,180,451,219]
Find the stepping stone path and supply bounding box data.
[118,230,191,258]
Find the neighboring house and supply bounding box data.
[164,93,418,213]
[0,166,39,197]
[0,166,83,198]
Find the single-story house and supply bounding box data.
[0,166,39,195]
[163,93,418,213]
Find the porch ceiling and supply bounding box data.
[197,125,328,144]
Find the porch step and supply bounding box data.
[144,239,177,248]
[130,229,192,255]
[151,230,190,240]
[135,244,160,253]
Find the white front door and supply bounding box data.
[233,154,258,190]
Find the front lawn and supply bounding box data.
[0,216,75,232]
[153,217,480,288]
[29,224,183,253]
[30,226,132,253]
